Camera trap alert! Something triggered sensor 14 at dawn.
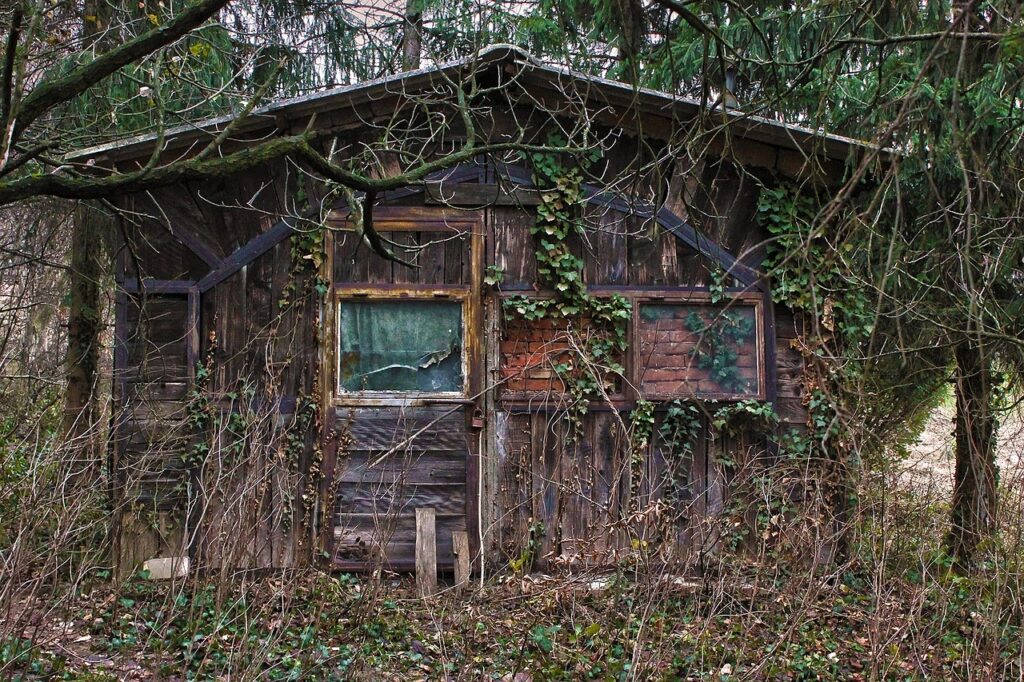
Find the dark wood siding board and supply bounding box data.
[675,240,714,287]
[425,183,542,207]
[444,231,471,286]
[776,397,807,426]
[496,411,532,565]
[338,407,470,452]
[227,267,248,389]
[338,451,466,484]
[366,233,394,283]
[591,410,626,555]
[320,403,341,560]
[627,217,679,287]
[268,239,298,393]
[197,217,297,294]
[124,381,190,402]
[655,207,760,289]
[559,419,592,562]
[116,280,197,521]
[464,408,482,567]
[492,162,760,288]
[331,223,472,288]
[127,192,216,281]
[419,232,447,285]
[224,166,290,251]
[687,418,709,556]
[167,215,223,269]
[653,412,700,556]
[331,404,470,570]
[334,514,464,568]
[210,275,231,390]
[244,246,276,378]
[252,244,280,316]
[709,163,763,265]
[531,411,562,565]
[491,206,536,288]
[480,290,501,562]
[332,229,360,282]
[584,207,628,285]
[126,296,190,382]
[123,279,197,295]
[178,161,290,257]
[336,482,465,516]
[775,344,804,403]
[114,251,129,403]
[629,223,683,288]
[133,185,226,267]
[185,286,201,562]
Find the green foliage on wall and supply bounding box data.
[684,308,756,393]
[503,133,631,432]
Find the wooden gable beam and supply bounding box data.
[493,163,763,290]
[197,217,296,294]
[164,220,223,269]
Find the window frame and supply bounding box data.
[628,289,766,402]
[332,287,473,405]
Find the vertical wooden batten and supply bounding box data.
[416,507,438,597]
[452,530,470,589]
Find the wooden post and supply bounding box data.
[452,530,470,590]
[415,508,437,597]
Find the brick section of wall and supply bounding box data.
[499,313,627,397]
[499,315,573,394]
[637,304,759,398]
[499,304,760,400]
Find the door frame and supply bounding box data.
[319,206,485,571]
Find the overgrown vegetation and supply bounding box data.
[2,0,1024,680]
[4,468,1024,679]
[503,133,633,431]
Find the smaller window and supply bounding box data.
[337,299,464,394]
[636,301,761,399]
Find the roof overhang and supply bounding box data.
[69,44,884,168]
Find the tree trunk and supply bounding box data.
[64,0,115,457]
[402,0,422,71]
[946,341,998,569]
[64,203,105,457]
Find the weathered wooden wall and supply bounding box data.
[109,119,812,575]
[112,159,325,572]
[326,207,479,571]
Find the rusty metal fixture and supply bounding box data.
[470,407,485,430]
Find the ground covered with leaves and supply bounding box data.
[3,549,1022,681]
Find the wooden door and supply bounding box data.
[325,207,483,572]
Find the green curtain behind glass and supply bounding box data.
[338,300,463,392]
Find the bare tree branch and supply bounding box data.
[11,0,231,144]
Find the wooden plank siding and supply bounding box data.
[110,144,810,575]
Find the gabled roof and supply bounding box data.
[72,44,879,165]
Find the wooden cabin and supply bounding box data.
[82,46,873,576]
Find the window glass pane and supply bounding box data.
[637,303,759,397]
[338,300,463,393]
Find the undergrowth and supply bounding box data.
[3,472,1024,681]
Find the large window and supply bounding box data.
[636,300,761,399]
[337,299,464,394]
